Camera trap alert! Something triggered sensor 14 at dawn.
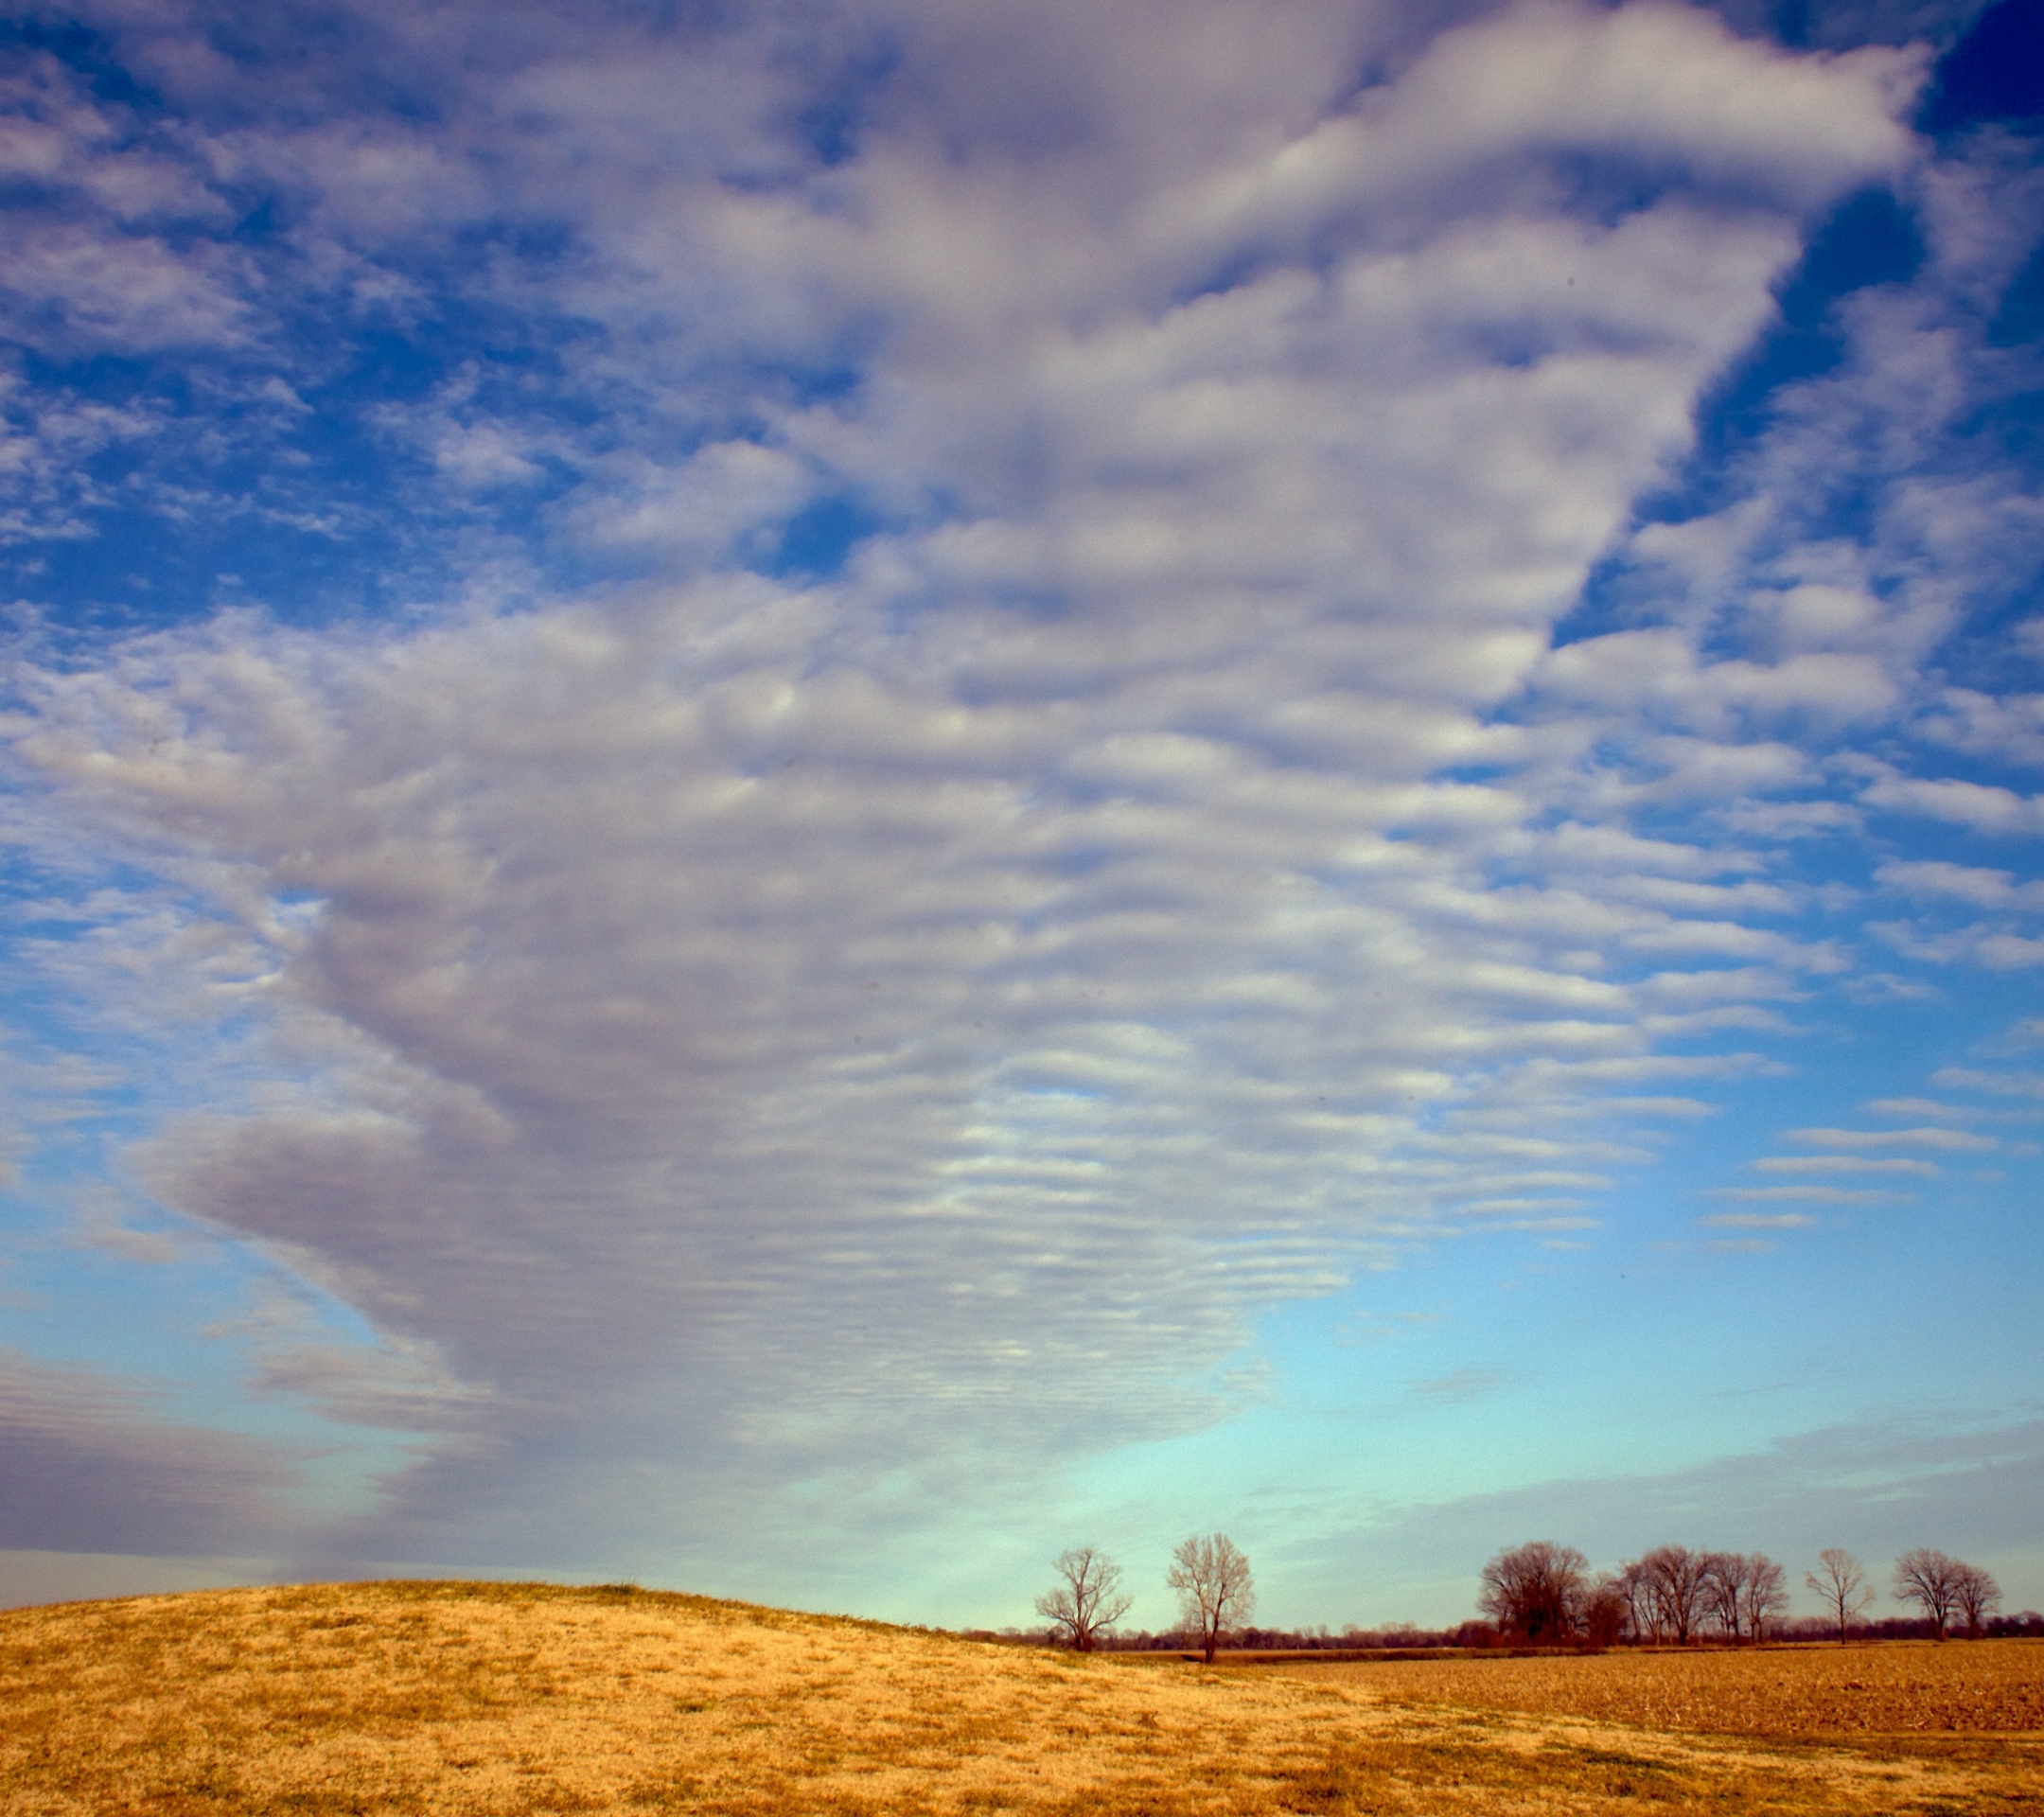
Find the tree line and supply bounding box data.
[1480,1541,2006,1645]
[1025,1536,2018,1654]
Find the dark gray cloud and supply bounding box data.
[1287,1408,2044,1616]
[0,1349,298,1556]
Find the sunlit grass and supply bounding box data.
[3,1581,2038,1813]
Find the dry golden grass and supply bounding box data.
[1,1581,2038,1816]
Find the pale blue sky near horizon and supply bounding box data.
[0,0,2040,1632]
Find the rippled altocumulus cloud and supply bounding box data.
[3,0,2037,1589]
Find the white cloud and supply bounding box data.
[1978,1015,2044,1055]
[1707,1185,1899,1203]
[1869,918,2044,968]
[1930,1067,2044,1100]
[1182,1,1922,235]
[0,58,249,355]
[1862,1096,1980,1120]
[1977,933,2044,968]
[1750,1154,1936,1174]
[1917,689,2044,771]
[1700,1209,1819,1226]
[2,0,2030,1579]
[1875,859,2044,907]
[1785,1124,1999,1150]
[1861,774,2044,836]
[1410,1367,1503,1403]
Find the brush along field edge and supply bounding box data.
[2,1582,2040,1816]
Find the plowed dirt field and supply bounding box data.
[1278,1638,2044,1735]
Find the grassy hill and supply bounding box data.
[3,1579,2039,1814]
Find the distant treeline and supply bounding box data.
[1004,1534,2040,1653]
[1011,1535,2035,1654]
[1478,1541,2026,1647]
[961,1624,1484,1650]
[970,1611,2044,1651]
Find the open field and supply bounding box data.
[3,1582,2041,1816]
[1278,1640,2044,1737]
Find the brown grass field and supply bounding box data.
[2,1582,2039,1816]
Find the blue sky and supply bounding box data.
[0,0,2040,1632]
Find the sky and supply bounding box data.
[0,0,2040,1633]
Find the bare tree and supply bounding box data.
[1477,1542,1588,1643]
[1582,1575,1629,1649]
[1636,1545,1709,1646]
[1700,1552,1744,1642]
[1167,1534,1255,1664]
[1805,1549,1873,1644]
[1034,1546,1134,1652]
[1894,1548,1965,1639]
[1616,1559,1659,1643]
[1739,1555,1788,1644]
[1952,1561,2001,1639]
